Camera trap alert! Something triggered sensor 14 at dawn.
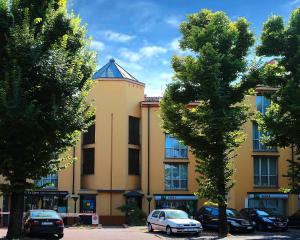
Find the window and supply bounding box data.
[165,163,188,190]
[35,174,58,189]
[80,195,96,213]
[83,122,95,145]
[253,122,276,151]
[256,95,271,114]
[82,148,95,175]
[159,211,165,219]
[128,148,140,175]
[151,211,160,218]
[129,116,140,145]
[165,134,188,158]
[254,157,277,187]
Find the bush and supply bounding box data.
[118,202,147,226]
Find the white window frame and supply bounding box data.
[254,157,277,187]
[164,163,188,190]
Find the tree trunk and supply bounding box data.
[6,189,25,239]
[218,203,228,237]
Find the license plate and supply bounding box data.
[42,222,53,226]
[185,228,197,231]
[278,223,284,227]
[247,226,252,229]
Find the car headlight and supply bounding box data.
[262,217,273,223]
[252,221,256,226]
[230,221,241,227]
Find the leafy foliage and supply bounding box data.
[160,9,257,236]
[256,7,300,193]
[118,202,147,226]
[0,0,95,237]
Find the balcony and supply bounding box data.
[35,174,58,189]
[165,148,188,159]
[253,140,277,152]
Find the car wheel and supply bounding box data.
[147,223,153,232]
[57,233,64,239]
[166,226,172,236]
[257,223,264,231]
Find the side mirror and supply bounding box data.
[159,216,165,220]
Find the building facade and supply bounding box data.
[0,59,299,225]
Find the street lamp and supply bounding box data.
[146,195,153,214]
[66,194,79,213]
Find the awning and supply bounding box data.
[154,195,198,201]
[248,193,288,199]
[124,191,144,198]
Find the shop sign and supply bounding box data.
[25,190,68,196]
[249,193,288,199]
[154,195,198,201]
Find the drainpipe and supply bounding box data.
[147,105,152,214]
[291,144,295,192]
[110,113,114,216]
[72,147,75,195]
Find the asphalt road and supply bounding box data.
[0,227,300,240]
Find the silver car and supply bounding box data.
[147,209,202,236]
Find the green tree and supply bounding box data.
[0,0,95,238]
[160,10,257,236]
[256,7,300,193]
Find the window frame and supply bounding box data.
[254,156,278,188]
[128,148,140,175]
[82,148,95,175]
[164,163,188,190]
[165,134,188,159]
[252,122,277,152]
[129,116,140,145]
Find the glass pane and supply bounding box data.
[173,165,179,179]
[261,158,268,175]
[181,180,188,189]
[253,123,259,139]
[254,158,260,175]
[269,158,277,175]
[173,180,180,189]
[256,96,262,112]
[165,164,172,179]
[165,180,172,189]
[180,165,187,179]
[254,176,260,186]
[263,97,271,113]
[269,176,277,186]
[165,134,172,148]
[261,176,269,186]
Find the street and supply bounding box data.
[1,227,300,240]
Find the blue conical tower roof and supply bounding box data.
[93,58,137,81]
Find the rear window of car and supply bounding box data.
[31,211,59,218]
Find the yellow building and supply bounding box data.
[1,59,298,226]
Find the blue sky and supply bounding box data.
[71,0,299,96]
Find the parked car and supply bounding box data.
[23,209,64,238]
[288,210,300,228]
[196,206,254,233]
[240,208,288,231]
[147,209,202,236]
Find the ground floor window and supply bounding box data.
[24,191,68,213]
[155,195,197,217]
[80,195,96,213]
[248,198,287,215]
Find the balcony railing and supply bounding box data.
[253,140,277,152]
[165,148,188,159]
[35,177,58,189]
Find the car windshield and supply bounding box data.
[226,209,243,217]
[166,210,189,219]
[256,209,270,216]
[31,211,59,218]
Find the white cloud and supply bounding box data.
[103,30,135,42]
[119,45,168,62]
[140,46,167,58]
[91,40,105,51]
[160,72,173,81]
[289,0,300,5]
[166,16,180,27]
[119,48,141,62]
[162,60,169,65]
[170,38,180,51]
